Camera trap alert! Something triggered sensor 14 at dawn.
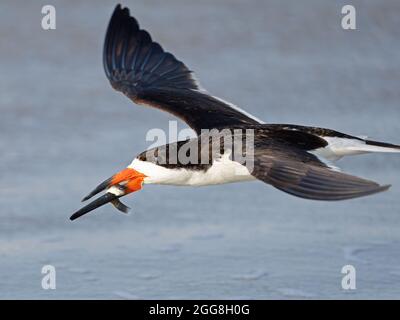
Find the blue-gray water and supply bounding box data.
[1,0,400,299]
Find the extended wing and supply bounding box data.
[249,138,390,201]
[103,5,262,134]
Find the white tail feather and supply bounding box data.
[312,137,400,162]
[347,144,400,153]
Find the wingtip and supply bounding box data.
[114,3,129,16]
[365,183,391,198]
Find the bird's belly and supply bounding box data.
[129,158,255,186]
[181,160,256,186]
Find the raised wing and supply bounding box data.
[250,142,390,201]
[103,5,262,134]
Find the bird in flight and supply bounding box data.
[70,4,400,220]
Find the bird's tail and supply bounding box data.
[362,139,400,153]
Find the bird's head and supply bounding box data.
[70,168,146,221]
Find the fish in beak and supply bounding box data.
[70,168,146,221]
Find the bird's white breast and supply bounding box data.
[128,154,255,186]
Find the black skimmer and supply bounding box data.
[70,4,400,221]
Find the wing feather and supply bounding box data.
[103,5,261,134]
[250,142,390,201]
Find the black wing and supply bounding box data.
[250,142,390,201]
[103,5,261,134]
